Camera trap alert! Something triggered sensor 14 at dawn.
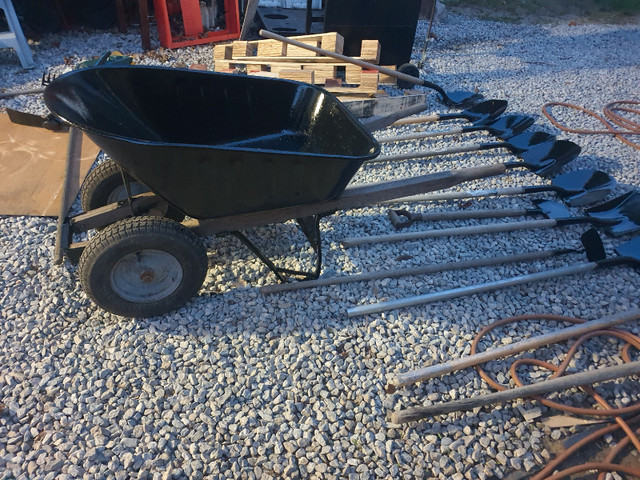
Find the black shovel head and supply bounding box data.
[438,91,484,109]
[581,228,607,262]
[532,200,572,219]
[460,99,508,122]
[521,140,582,178]
[587,190,640,236]
[614,235,640,266]
[504,131,556,154]
[479,115,534,139]
[552,169,616,206]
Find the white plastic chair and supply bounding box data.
[0,0,35,69]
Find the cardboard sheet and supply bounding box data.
[0,113,100,216]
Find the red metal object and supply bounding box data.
[153,0,240,48]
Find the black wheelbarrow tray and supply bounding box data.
[45,65,512,318]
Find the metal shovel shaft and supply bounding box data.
[347,262,598,317]
[378,126,466,143]
[390,308,640,389]
[390,206,533,224]
[369,142,501,163]
[342,218,559,247]
[382,186,534,204]
[260,248,570,294]
[391,359,640,423]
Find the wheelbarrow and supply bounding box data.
[45,65,548,318]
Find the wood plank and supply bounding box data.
[360,70,379,91]
[278,69,315,83]
[379,66,398,85]
[231,55,375,64]
[360,40,381,63]
[232,40,257,57]
[345,65,362,84]
[256,39,286,57]
[213,44,233,60]
[302,64,337,84]
[287,39,321,57]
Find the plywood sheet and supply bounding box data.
[0,114,100,217]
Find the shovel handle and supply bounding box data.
[347,262,598,317]
[382,186,531,204]
[388,207,532,227]
[260,248,574,295]
[342,218,559,247]
[378,126,466,143]
[392,114,442,126]
[391,359,640,423]
[369,142,502,163]
[390,308,640,389]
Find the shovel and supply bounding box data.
[343,191,640,247]
[390,99,508,127]
[371,130,556,168]
[384,169,616,208]
[347,230,640,317]
[389,194,621,229]
[371,131,556,164]
[377,114,534,143]
[259,29,483,108]
[373,135,581,179]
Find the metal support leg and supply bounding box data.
[230,215,324,283]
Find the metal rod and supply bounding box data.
[347,262,598,317]
[390,359,640,423]
[259,249,572,294]
[342,218,558,247]
[389,308,640,389]
[54,128,82,264]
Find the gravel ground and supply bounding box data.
[1,12,640,480]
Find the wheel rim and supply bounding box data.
[110,249,184,303]
[106,182,148,204]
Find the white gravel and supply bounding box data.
[1,12,640,480]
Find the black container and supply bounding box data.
[324,0,421,66]
[44,66,379,219]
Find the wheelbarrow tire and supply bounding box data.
[78,216,208,318]
[81,159,184,222]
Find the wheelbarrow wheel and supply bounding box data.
[81,159,184,221]
[78,216,208,318]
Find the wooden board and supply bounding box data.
[0,114,100,217]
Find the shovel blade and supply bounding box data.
[614,235,640,265]
[461,99,508,122]
[479,115,534,139]
[552,169,616,206]
[523,140,582,178]
[587,191,640,236]
[439,91,484,109]
[581,228,606,262]
[506,131,556,153]
[533,200,572,219]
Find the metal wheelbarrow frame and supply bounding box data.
[46,66,517,318]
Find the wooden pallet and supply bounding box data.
[213,32,396,95]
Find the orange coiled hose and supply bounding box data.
[470,313,640,479]
[542,101,640,150]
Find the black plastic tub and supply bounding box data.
[45,65,380,219]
